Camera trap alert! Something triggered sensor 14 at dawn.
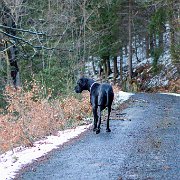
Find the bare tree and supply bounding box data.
[0,1,19,87]
[128,0,133,80]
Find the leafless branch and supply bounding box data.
[0,30,73,52]
[0,24,63,37]
[0,24,46,35]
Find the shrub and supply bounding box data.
[0,83,91,153]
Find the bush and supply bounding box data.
[0,84,91,153]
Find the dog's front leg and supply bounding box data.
[92,106,98,131]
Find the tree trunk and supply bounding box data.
[145,32,150,59]
[150,33,154,55]
[92,57,96,75]
[158,31,164,50]
[168,0,176,61]
[113,56,118,83]
[102,56,108,79]
[1,2,19,88]
[134,36,139,62]
[128,0,133,80]
[106,56,111,76]
[99,60,103,78]
[82,0,86,63]
[120,47,123,84]
[5,43,11,85]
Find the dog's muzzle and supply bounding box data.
[74,85,82,93]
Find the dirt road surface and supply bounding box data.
[18,93,180,180]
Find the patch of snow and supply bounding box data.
[113,91,134,108]
[160,93,180,97]
[136,57,153,67]
[147,75,169,88]
[0,90,134,180]
[0,125,91,180]
[159,50,171,66]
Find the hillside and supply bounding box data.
[85,44,179,93]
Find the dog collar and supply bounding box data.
[90,82,97,93]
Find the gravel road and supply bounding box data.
[18,93,180,180]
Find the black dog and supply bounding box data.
[75,78,114,134]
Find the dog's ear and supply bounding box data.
[85,78,88,83]
[77,78,84,87]
[78,78,87,87]
[78,78,83,84]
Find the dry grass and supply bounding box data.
[0,84,91,154]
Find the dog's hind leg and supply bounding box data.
[92,106,98,131]
[96,106,102,134]
[106,106,111,132]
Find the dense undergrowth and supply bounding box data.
[0,82,92,154]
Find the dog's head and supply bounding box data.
[74,78,88,93]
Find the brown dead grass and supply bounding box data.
[0,84,91,154]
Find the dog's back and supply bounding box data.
[98,83,114,108]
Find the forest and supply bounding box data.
[0,0,179,152]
